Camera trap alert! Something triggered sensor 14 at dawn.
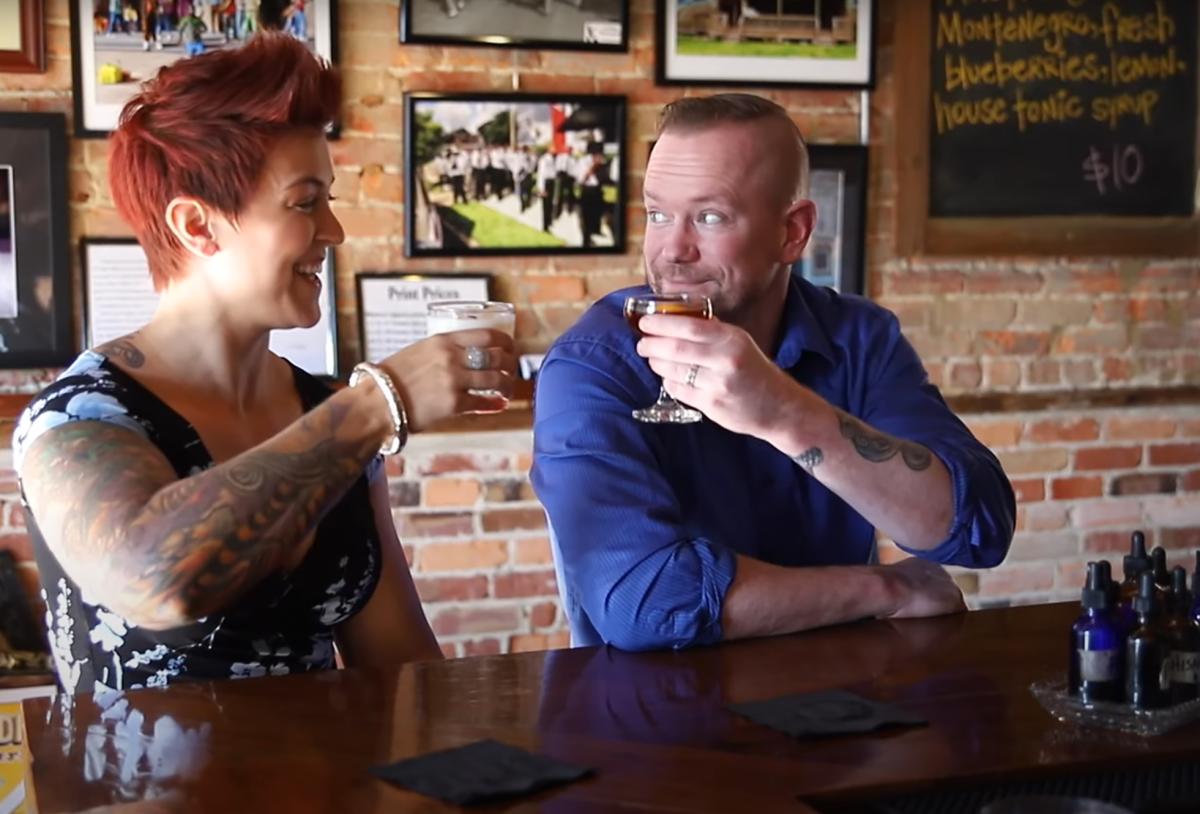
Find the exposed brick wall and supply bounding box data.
[0,0,1196,658]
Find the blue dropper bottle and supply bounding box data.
[1068,561,1124,703]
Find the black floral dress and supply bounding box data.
[13,351,382,694]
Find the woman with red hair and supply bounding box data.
[14,33,515,693]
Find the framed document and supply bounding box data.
[81,238,340,377]
[356,272,491,363]
[400,0,628,53]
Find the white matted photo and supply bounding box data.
[70,0,338,137]
[81,238,339,377]
[356,273,491,363]
[0,166,18,319]
[656,0,874,88]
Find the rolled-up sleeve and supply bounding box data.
[860,314,1015,568]
[532,339,737,651]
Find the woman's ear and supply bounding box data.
[164,197,220,259]
[780,199,816,264]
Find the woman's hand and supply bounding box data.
[377,328,517,432]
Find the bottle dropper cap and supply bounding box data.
[1172,565,1191,608]
[1124,530,1151,579]
[1152,546,1170,587]
[1134,570,1158,615]
[1097,560,1115,602]
[1081,561,1109,610]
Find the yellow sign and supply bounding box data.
[0,703,36,814]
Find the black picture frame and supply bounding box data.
[405,92,627,258]
[80,237,340,379]
[655,0,875,89]
[69,0,340,138]
[0,113,73,369]
[400,0,628,52]
[792,144,868,296]
[356,271,494,363]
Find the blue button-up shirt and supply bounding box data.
[532,276,1015,652]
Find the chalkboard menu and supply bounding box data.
[929,0,1197,218]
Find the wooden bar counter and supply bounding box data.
[21,603,1200,812]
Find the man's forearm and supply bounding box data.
[721,555,896,640]
[767,394,955,551]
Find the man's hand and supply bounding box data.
[635,313,814,443]
[878,558,966,619]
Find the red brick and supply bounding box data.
[1061,360,1098,386]
[484,480,537,503]
[884,270,964,296]
[509,634,556,653]
[1160,528,1200,552]
[424,478,482,508]
[432,606,522,636]
[418,540,508,573]
[1011,478,1045,503]
[461,638,504,657]
[948,361,982,390]
[531,601,558,629]
[521,276,587,304]
[493,570,559,599]
[1026,359,1060,386]
[418,454,480,475]
[1084,529,1153,554]
[1136,325,1186,352]
[1110,473,1177,497]
[414,575,490,603]
[935,299,1016,329]
[398,512,475,539]
[1103,357,1134,382]
[985,359,1021,388]
[1181,420,1200,438]
[1149,443,1200,466]
[1074,446,1143,471]
[977,330,1051,356]
[963,270,1044,295]
[1183,470,1200,492]
[1051,477,1103,500]
[998,449,1070,475]
[482,509,547,534]
[1054,327,1129,354]
[1027,418,1101,443]
[1023,505,1069,531]
[1044,266,1124,294]
[967,419,1023,449]
[439,642,459,659]
[1105,416,1178,441]
[514,537,554,565]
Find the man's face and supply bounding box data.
[642,123,803,321]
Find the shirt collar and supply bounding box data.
[772,274,836,369]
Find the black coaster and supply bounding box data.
[729,689,927,737]
[370,739,592,806]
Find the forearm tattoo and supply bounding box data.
[836,411,932,472]
[98,336,146,368]
[24,397,378,626]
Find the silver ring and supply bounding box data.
[465,346,490,371]
[685,364,699,388]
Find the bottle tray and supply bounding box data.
[1030,678,1200,737]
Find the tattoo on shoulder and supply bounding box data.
[99,337,146,369]
[836,411,932,472]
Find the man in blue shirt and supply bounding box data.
[532,94,1014,652]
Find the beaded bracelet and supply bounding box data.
[348,362,409,456]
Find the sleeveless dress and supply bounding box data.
[12,350,382,694]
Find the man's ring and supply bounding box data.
[465,346,490,371]
[685,364,699,388]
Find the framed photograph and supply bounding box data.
[356,272,492,363]
[656,0,875,89]
[81,238,340,378]
[792,144,867,295]
[406,93,627,258]
[0,0,46,72]
[400,0,627,52]
[69,0,339,138]
[0,114,73,369]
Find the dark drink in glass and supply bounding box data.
[623,292,713,424]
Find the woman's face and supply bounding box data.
[207,129,344,332]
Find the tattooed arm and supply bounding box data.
[20,384,392,629]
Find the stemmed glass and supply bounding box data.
[623,292,713,424]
